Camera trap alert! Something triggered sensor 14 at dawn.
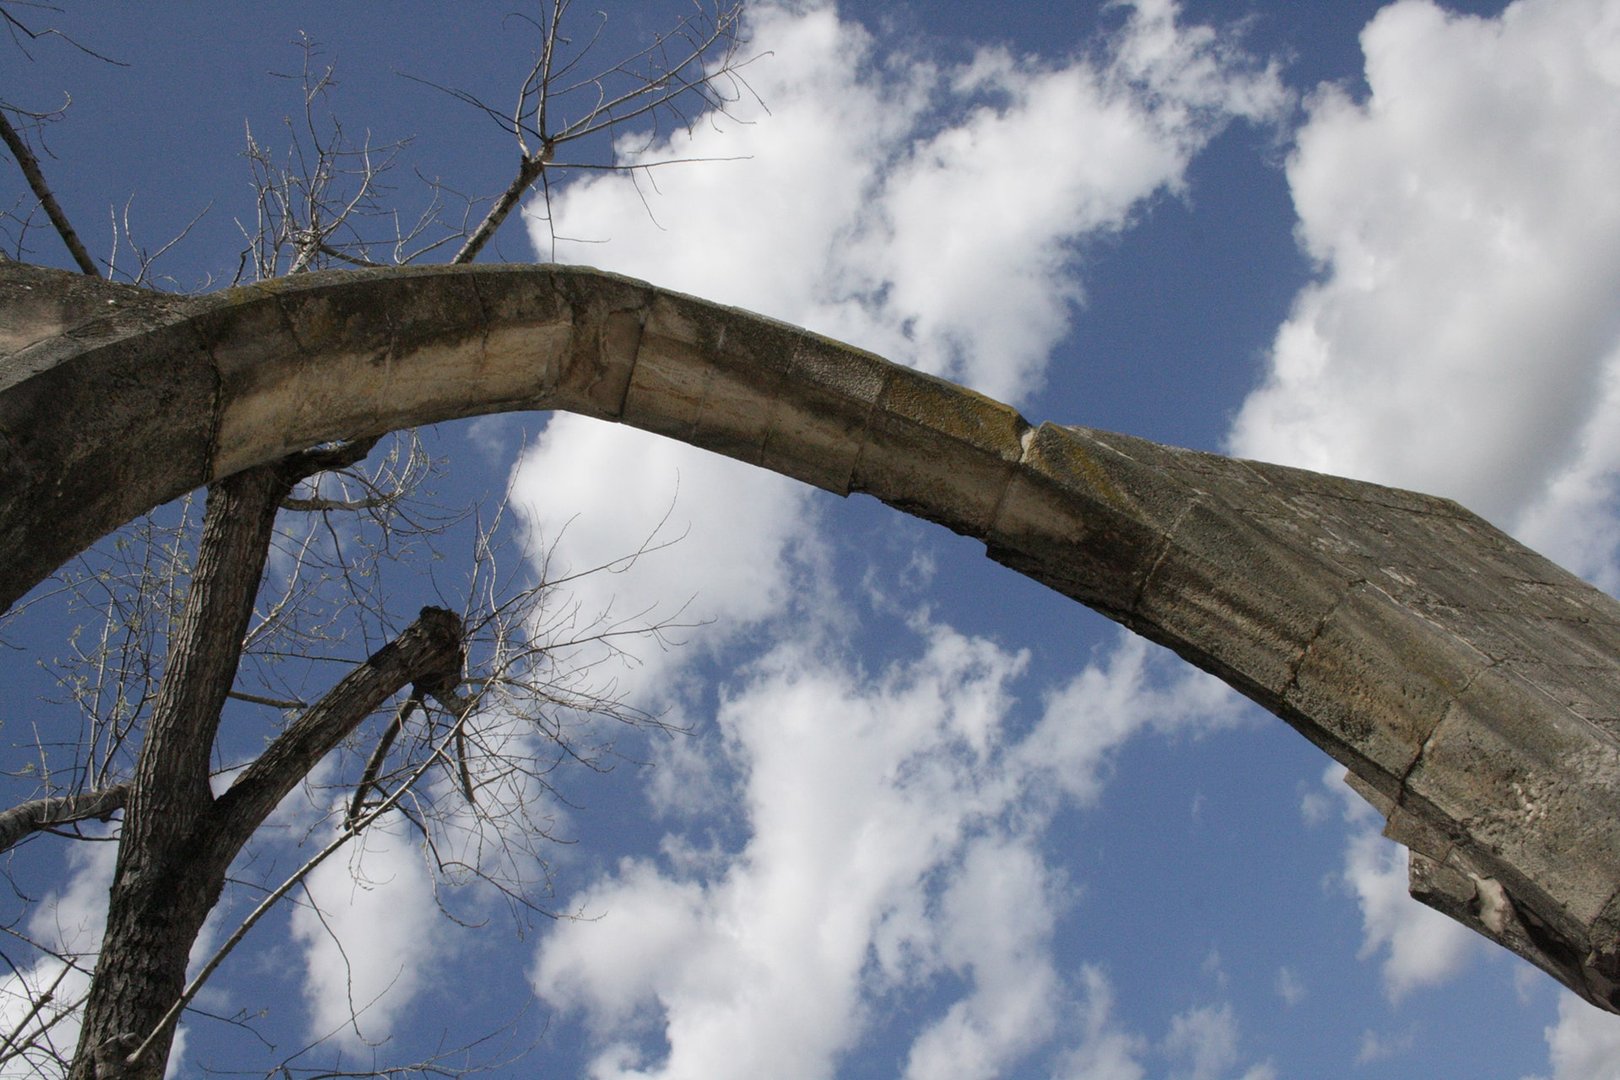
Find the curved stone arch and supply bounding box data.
[3,260,1619,1010]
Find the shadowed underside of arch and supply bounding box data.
[3,260,1619,1011]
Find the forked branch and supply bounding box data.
[449,0,755,263]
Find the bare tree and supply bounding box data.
[0,3,755,1077]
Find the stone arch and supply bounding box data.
[3,260,1619,1009]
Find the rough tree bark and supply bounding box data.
[67,460,465,1080]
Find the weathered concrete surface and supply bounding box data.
[4,260,1620,1010]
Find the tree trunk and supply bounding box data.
[69,465,290,1080]
[66,461,467,1080]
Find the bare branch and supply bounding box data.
[0,5,126,67]
[214,607,463,851]
[0,784,128,855]
[0,107,98,274]
[226,689,309,710]
[450,148,549,265]
[126,699,480,1073]
[106,196,211,287]
[347,691,421,828]
[447,0,755,263]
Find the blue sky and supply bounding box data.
[5,1,1620,1077]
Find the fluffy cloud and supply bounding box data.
[1274,967,1306,1007]
[508,416,818,699]
[532,623,1034,1079]
[1226,0,1620,584]
[1528,992,1620,1080]
[1052,966,1149,1080]
[531,0,1286,404]
[1344,828,1477,999]
[1162,1003,1240,1080]
[530,612,1262,1078]
[1357,1025,1417,1066]
[289,813,443,1048]
[1018,632,1247,807]
[1316,767,1478,1001]
[900,839,1064,1080]
[0,841,115,1078]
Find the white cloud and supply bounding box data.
[530,0,1286,403]
[1274,966,1306,1007]
[1161,1002,1272,1080]
[1357,1025,1416,1065]
[526,859,708,1039]
[1511,343,1620,590]
[0,840,116,1079]
[532,622,1033,1080]
[1226,0,1620,583]
[1109,0,1292,126]
[900,839,1064,1080]
[289,813,443,1048]
[508,416,818,698]
[1528,992,1620,1080]
[1164,1003,1239,1080]
[1331,782,1478,1000]
[1298,787,1333,828]
[1018,631,1248,807]
[1052,966,1149,1080]
[531,608,1265,1079]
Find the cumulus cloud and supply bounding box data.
[1052,967,1149,1080]
[1316,767,1478,1001]
[1527,992,1620,1080]
[1163,1004,1240,1080]
[289,813,442,1048]
[1357,1025,1416,1066]
[1226,0,1620,584]
[1343,828,1476,999]
[531,611,1261,1078]
[1018,631,1248,807]
[508,417,818,698]
[900,839,1064,1080]
[1274,966,1306,1007]
[1160,1001,1274,1080]
[0,841,116,1078]
[531,0,1287,404]
[532,622,1034,1079]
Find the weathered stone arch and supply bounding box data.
[4,260,1619,1011]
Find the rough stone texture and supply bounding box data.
[3,261,1619,1010]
